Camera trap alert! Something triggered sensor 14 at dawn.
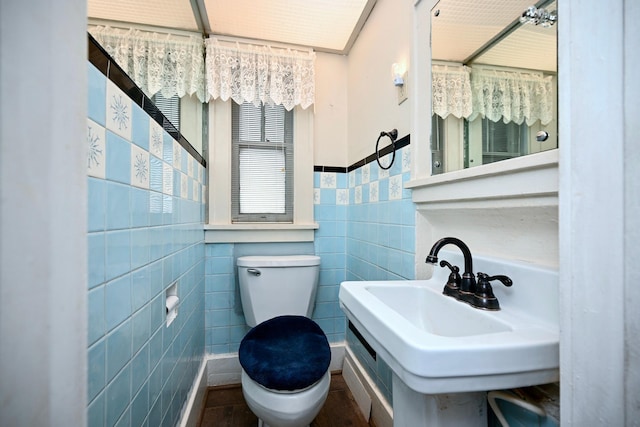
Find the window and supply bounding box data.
[480,118,529,164]
[231,102,294,223]
[431,114,445,175]
[151,93,181,131]
[206,99,315,242]
[151,93,204,156]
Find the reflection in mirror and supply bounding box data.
[430,0,557,175]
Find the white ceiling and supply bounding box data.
[432,0,557,72]
[87,0,377,54]
[87,0,557,70]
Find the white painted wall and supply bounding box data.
[409,0,559,270]
[0,0,88,425]
[346,0,413,165]
[180,94,204,154]
[314,52,349,167]
[559,0,640,424]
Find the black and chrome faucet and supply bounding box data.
[426,237,513,310]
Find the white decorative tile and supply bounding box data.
[105,80,132,141]
[201,185,207,203]
[149,120,163,159]
[355,185,362,204]
[337,189,349,205]
[320,172,336,189]
[402,148,411,173]
[130,144,150,189]
[149,156,163,193]
[314,189,321,204]
[369,181,379,203]
[361,164,370,184]
[173,141,182,171]
[378,164,390,180]
[87,119,106,178]
[348,171,356,188]
[389,175,403,200]
[181,173,188,199]
[162,162,173,195]
[193,181,200,202]
[188,156,194,178]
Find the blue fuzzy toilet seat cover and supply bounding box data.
[239,315,331,391]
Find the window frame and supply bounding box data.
[231,102,294,223]
[205,99,317,243]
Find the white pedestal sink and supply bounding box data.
[339,251,558,426]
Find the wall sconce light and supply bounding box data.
[392,63,406,86]
[391,63,408,104]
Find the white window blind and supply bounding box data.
[152,93,181,132]
[481,117,529,164]
[232,102,294,222]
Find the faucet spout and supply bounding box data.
[426,237,476,294]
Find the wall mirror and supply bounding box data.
[430,0,557,174]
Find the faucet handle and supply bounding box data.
[439,260,459,274]
[479,273,513,288]
[473,272,513,310]
[439,260,461,298]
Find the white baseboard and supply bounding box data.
[206,342,346,387]
[328,342,346,373]
[206,353,243,386]
[342,356,372,420]
[343,347,393,427]
[180,344,391,427]
[177,357,208,427]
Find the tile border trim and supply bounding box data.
[88,33,206,168]
[314,134,410,173]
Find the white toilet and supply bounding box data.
[237,255,331,427]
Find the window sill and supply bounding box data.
[406,149,559,211]
[204,223,319,243]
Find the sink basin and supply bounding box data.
[339,251,559,395]
[365,285,512,337]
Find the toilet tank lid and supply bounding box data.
[237,255,320,268]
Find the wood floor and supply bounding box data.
[199,373,374,427]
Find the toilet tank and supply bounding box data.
[237,255,321,326]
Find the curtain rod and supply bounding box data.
[209,34,314,54]
[88,18,203,40]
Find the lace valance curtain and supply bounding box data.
[432,64,554,126]
[470,68,554,126]
[89,26,207,102]
[432,64,473,119]
[205,38,316,111]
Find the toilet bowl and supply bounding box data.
[241,370,331,427]
[237,255,330,427]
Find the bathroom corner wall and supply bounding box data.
[312,170,349,342]
[86,62,206,427]
[346,146,416,282]
[203,243,244,354]
[343,144,416,407]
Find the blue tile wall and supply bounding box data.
[347,326,393,405]
[86,63,206,427]
[203,242,338,354]
[345,146,415,282]
[343,146,416,408]
[313,171,348,344]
